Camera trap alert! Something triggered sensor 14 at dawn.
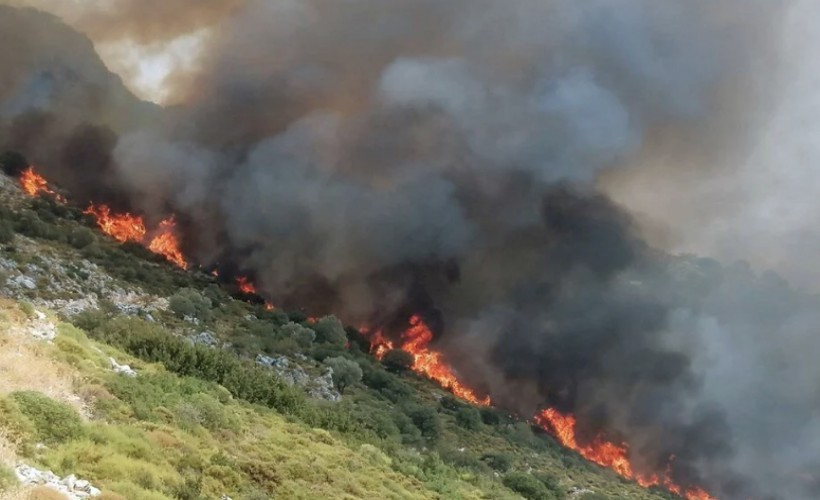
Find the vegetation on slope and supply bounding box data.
[0,170,678,499]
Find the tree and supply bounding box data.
[312,315,347,346]
[382,349,414,372]
[325,356,363,393]
[0,151,28,176]
[279,322,316,350]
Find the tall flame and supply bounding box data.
[369,316,491,406]
[84,204,147,243]
[535,409,715,500]
[147,217,188,269]
[236,276,257,294]
[19,167,66,202]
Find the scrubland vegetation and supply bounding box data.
[0,176,676,499]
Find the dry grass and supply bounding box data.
[0,488,28,500]
[0,311,84,415]
[0,429,18,468]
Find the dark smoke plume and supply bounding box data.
[1,2,818,498]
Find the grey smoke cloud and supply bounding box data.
[1,1,817,498]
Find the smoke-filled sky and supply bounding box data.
[2,1,820,499]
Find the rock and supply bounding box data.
[15,464,101,499]
[192,331,218,347]
[109,357,138,377]
[256,354,340,401]
[308,367,341,402]
[28,319,57,342]
[10,274,36,290]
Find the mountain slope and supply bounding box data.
[0,172,676,499]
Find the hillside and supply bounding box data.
[0,171,681,500]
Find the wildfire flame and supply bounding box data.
[19,167,66,202]
[84,204,147,243]
[369,315,491,406]
[535,409,715,500]
[236,276,257,294]
[147,217,188,269]
[83,204,187,268]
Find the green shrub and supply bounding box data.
[312,315,347,346]
[503,472,557,500]
[0,464,16,491]
[84,316,306,416]
[0,220,14,244]
[578,494,611,500]
[324,356,362,393]
[68,226,95,249]
[169,288,212,322]
[382,349,414,372]
[10,391,84,444]
[455,406,482,430]
[362,367,413,403]
[18,301,35,319]
[402,404,442,443]
[279,322,315,350]
[480,407,504,426]
[480,452,512,472]
[534,472,565,497]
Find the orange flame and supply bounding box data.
[84,204,146,243]
[83,204,187,268]
[19,167,65,202]
[535,408,716,500]
[236,276,257,294]
[147,217,188,269]
[368,329,394,360]
[368,316,491,406]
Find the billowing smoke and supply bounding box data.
[1,1,817,498]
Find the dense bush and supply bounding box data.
[503,472,557,500]
[68,226,95,249]
[279,322,316,350]
[13,210,62,241]
[324,356,362,393]
[382,349,414,372]
[169,288,213,322]
[10,391,84,444]
[455,406,482,430]
[481,452,512,472]
[312,315,347,346]
[0,220,14,244]
[362,366,413,403]
[480,407,504,426]
[402,404,442,443]
[82,316,306,416]
[0,464,16,491]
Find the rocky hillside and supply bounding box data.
[0,172,675,499]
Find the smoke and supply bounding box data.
[0,1,817,498]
